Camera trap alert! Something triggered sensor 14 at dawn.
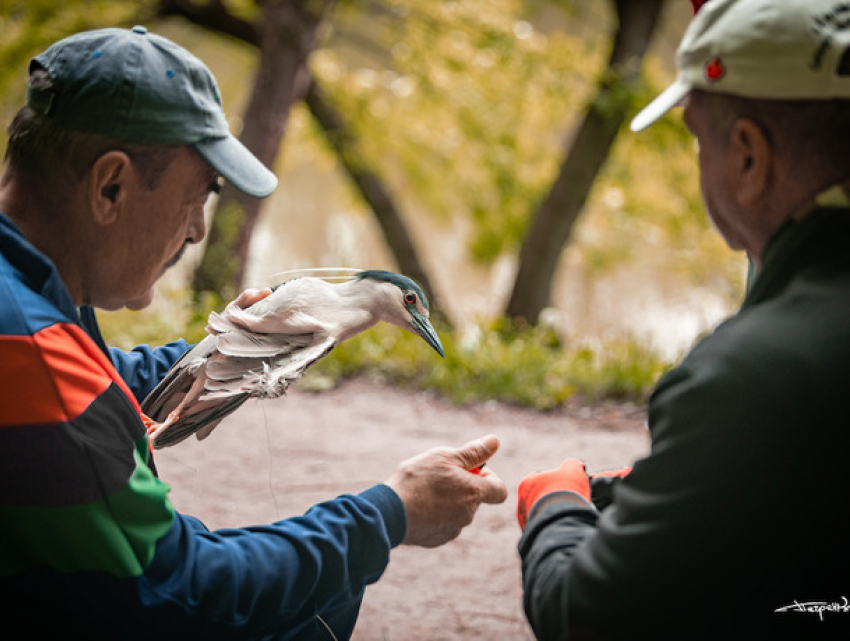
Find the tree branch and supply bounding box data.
[304,78,442,318]
[157,0,445,322]
[505,0,666,324]
[156,0,259,45]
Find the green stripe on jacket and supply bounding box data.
[0,442,174,579]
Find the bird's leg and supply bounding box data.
[145,407,184,442]
[145,374,210,442]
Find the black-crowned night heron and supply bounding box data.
[142,270,444,448]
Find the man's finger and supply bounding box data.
[477,472,509,505]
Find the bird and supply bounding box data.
[141,269,444,448]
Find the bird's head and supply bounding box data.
[356,270,445,357]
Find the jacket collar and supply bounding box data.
[743,198,850,310]
[0,211,110,358]
[0,212,78,320]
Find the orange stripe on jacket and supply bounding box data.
[0,323,141,426]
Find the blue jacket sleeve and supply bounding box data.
[109,341,191,403]
[137,485,406,639]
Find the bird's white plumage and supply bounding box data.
[141,272,442,448]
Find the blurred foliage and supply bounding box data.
[318,0,600,263]
[98,287,669,407]
[97,288,212,351]
[0,1,740,298]
[310,0,742,296]
[311,320,670,407]
[0,0,148,130]
[3,0,743,405]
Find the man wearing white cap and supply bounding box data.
[0,26,507,638]
[517,1,850,638]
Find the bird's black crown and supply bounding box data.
[356,270,429,310]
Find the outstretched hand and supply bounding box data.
[517,458,591,529]
[385,435,508,548]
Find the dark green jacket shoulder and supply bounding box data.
[520,207,850,640]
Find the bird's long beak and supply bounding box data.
[410,310,445,358]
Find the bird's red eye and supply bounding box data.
[404,292,417,305]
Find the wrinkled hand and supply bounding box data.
[517,458,590,529]
[385,435,508,548]
[232,287,273,309]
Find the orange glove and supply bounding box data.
[517,459,590,529]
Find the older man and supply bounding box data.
[0,27,507,638]
[517,1,850,638]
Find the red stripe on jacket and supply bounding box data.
[0,323,141,426]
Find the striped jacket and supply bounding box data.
[0,212,405,639]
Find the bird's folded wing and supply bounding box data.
[149,394,250,448]
[209,301,330,337]
[141,335,217,421]
[214,329,313,358]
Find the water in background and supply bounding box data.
[153,13,740,364]
[164,160,738,364]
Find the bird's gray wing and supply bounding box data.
[152,334,336,448]
[149,393,250,448]
[141,335,217,421]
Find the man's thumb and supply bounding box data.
[456,434,500,470]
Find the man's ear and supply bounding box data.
[89,150,132,225]
[729,118,772,207]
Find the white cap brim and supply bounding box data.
[194,134,278,198]
[630,80,692,132]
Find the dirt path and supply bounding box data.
[154,378,650,640]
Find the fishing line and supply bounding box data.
[260,402,336,640]
[268,267,362,284]
[260,402,281,519]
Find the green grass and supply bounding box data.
[99,291,671,409]
[313,320,669,408]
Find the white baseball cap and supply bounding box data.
[631,0,850,132]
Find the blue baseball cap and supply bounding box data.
[27,26,277,198]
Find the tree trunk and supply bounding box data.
[158,0,437,313]
[504,0,665,324]
[304,78,445,322]
[190,0,334,301]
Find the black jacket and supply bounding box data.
[520,206,850,640]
